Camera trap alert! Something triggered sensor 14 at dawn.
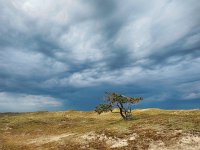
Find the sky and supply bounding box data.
[0,0,200,112]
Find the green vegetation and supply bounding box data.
[0,109,199,150]
[95,92,143,120]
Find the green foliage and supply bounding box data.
[95,92,143,120]
[105,92,143,104]
[95,104,112,114]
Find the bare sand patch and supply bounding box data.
[81,131,129,148]
[27,133,75,145]
[148,134,200,150]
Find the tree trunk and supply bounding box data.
[119,107,126,119]
[117,102,133,120]
[117,103,126,119]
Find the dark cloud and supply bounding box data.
[0,0,200,112]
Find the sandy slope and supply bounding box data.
[0,109,199,149]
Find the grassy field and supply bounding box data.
[0,109,199,150]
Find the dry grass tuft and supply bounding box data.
[0,109,199,149]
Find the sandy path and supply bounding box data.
[27,133,75,145]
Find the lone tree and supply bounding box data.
[95,92,143,120]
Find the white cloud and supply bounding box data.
[184,33,200,47]
[183,92,200,100]
[59,21,104,62]
[59,66,143,87]
[0,0,199,111]
[39,55,200,98]
[115,0,199,59]
[0,48,68,77]
[0,92,62,112]
[6,0,93,29]
[115,17,153,58]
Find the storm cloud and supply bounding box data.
[0,0,200,112]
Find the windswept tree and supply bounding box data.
[95,92,143,120]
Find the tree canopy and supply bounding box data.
[95,92,143,120]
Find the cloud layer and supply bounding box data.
[0,0,200,112]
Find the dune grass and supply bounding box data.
[0,109,199,149]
